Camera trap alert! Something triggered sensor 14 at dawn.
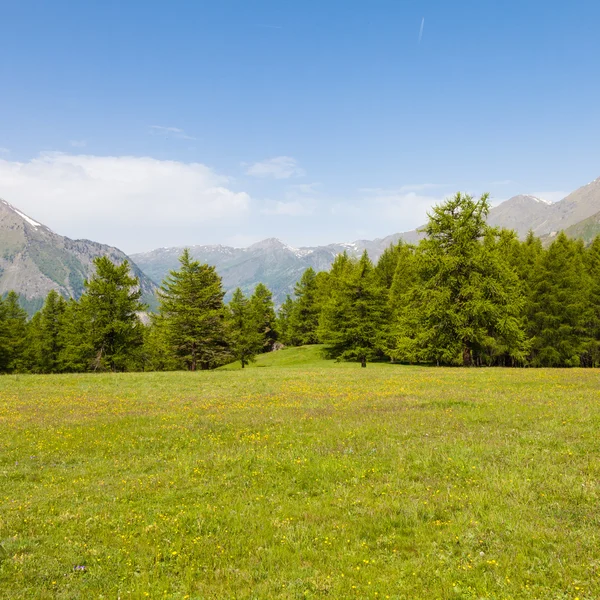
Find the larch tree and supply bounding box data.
[158,249,229,370]
[249,283,278,352]
[228,288,262,368]
[395,192,527,366]
[319,251,388,367]
[287,267,321,346]
[81,256,146,371]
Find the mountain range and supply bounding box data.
[2,175,600,311]
[0,199,157,314]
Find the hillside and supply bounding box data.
[0,198,157,313]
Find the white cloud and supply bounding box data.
[69,140,87,148]
[0,152,250,252]
[245,156,305,179]
[261,200,313,216]
[150,125,196,140]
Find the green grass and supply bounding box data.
[219,344,330,369]
[1,361,600,599]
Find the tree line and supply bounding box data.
[2,192,600,372]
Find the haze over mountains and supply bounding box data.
[2,175,600,310]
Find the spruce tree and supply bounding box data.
[82,256,146,371]
[158,249,229,370]
[229,288,262,367]
[249,283,278,352]
[319,251,388,367]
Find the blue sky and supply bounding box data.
[1,0,599,252]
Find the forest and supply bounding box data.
[2,192,600,373]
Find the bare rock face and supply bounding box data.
[0,199,157,313]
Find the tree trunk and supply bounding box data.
[462,345,472,367]
[361,356,367,368]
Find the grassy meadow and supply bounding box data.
[1,347,600,599]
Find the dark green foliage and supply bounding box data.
[27,290,67,373]
[527,234,592,366]
[319,251,389,366]
[276,295,294,346]
[394,193,528,366]
[81,256,146,371]
[0,292,28,372]
[250,283,278,352]
[228,288,262,368]
[158,249,229,370]
[287,267,321,346]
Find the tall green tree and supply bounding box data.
[250,283,278,352]
[158,249,229,370]
[57,299,95,372]
[527,233,591,366]
[287,267,321,345]
[395,192,528,366]
[0,292,28,373]
[27,289,67,373]
[229,288,262,368]
[276,295,295,346]
[82,256,146,371]
[585,235,600,366]
[319,251,388,367]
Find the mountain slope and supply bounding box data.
[487,194,554,237]
[0,199,157,313]
[131,233,424,306]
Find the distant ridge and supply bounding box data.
[0,198,157,314]
[133,175,600,304]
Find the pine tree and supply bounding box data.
[527,233,591,366]
[158,249,229,370]
[228,288,262,368]
[82,256,146,371]
[249,283,278,352]
[287,267,321,346]
[395,193,527,366]
[319,251,388,367]
[0,292,28,373]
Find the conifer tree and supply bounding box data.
[527,233,591,366]
[82,256,146,371]
[28,290,67,373]
[584,235,600,366]
[276,295,295,346]
[57,299,95,372]
[158,249,229,370]
[0,292,28,372]
[319,251,388,367]
[249,283,278,352]
[229,288,262,367]
[287,267,321,345]
[395,193,527,366]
